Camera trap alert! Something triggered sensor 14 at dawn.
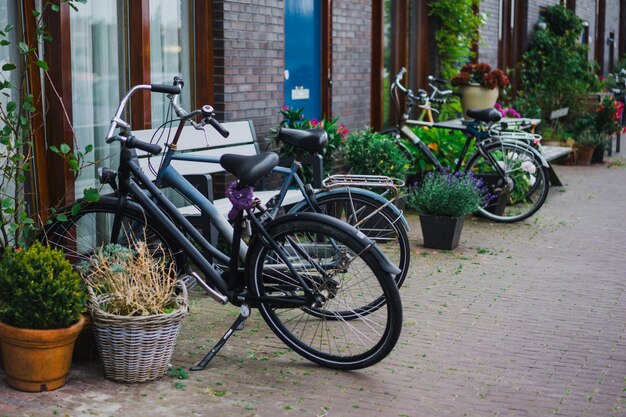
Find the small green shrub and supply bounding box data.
[344,129,410,180]
[519,5,599,128]
[0,242,85,329]
[407,171,488,217]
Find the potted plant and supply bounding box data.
[407,171,488,250]
[345,129,411,180]
[272,105,349,178]
[590,96,623,163]
[451,63,509,119]
[571,129,600,165]
[79,242,188,383]
[0,242,86,392]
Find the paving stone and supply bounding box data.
[2,155,626,416]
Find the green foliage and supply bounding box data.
[407,171,487,217]
[593,96,622,136]
[344,129,410,180]
[0,241,85,329]
[572,96,622,148]
[518,5,599,128]
[429,0,484,81]
[0,1,97,250]
[539,125,573,143]
[572,128,604,149]
[272,106,348,177]
[405,127,472,173]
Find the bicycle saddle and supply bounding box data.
[465,108,502,123]
[278,128,328,154]
[220,152,279,187]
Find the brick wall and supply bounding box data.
[575,0,598,64]
[212,0,284,142]
[605,0,621,73]
[478,0,500,67]
[330,0,372,130]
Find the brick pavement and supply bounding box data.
[2,155,626,417]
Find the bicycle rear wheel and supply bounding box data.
[41,197,186,274]
[466,141,550,223]
[291,191,410,289]
[246,213,403,370]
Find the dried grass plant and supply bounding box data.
[80,242,178,316]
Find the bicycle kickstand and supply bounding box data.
[190,303,251,371]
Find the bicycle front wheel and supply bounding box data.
[466,141,550,223]
[291,191,410,289]
[246,213,403,370]
[41,197,186,273]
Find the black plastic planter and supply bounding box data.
[419,214,465,250]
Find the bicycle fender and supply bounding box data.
[266,212,402,278]
[499,140,550,168]
[288,187,410,232]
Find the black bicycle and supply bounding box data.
[386,68,551,223]
[42,82,403,371]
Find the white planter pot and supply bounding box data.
[459,84,499,120]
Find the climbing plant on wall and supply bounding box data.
[428,0,484,81]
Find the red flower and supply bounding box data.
[452,62,509,89]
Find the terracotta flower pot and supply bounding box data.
[574,145,595,165]
[0,315,85,392]
[459,84,499,120]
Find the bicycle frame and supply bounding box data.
[115,144,329,308]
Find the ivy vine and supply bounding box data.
[429,0,484,81]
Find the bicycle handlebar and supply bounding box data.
[105,82,182,142]
[106,134,162,155]
[150,83,182,95]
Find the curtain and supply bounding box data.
[150,0,192,127]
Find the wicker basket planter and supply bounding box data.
[88,284,188,383]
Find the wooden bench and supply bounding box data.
[541,145,572,186]
[132,120,322,239]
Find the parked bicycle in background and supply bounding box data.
[385,68,550,223]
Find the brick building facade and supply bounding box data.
[6,0,625,208]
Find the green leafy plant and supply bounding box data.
[407,171,488,217]
[273,105,348,176]
[406,126,472,173]
[594,96,623,137]
[428,0,484,120]
[429,0,484,82]
[79,242,178,316]
[572,128,603,149]
[0,241,85,329]
[344,129,410,180]
[518,5,600,129]
[0,0,96,251]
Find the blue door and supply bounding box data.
[284,0,322,120]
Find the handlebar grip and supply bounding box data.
[431,98,446,104]
[208,118,230,138]
[126,136,162,155]
[150,84,182,95]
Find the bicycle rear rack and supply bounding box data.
[322,175,404,200]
